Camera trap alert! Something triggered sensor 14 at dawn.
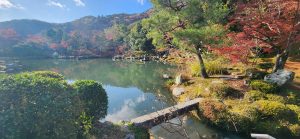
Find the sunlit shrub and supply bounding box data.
[229,103,260,131]
[189,58,228,76]
[250,80,278,93]
[287,104,300,121]
[289,124,300,136]
[209,83,239,99]
[265,94,285,103]
[244,90,265,102]
[165,79,175,86]
[254,100,297,121]
[32,71,65,80]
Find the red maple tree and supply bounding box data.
[229,0,300,71]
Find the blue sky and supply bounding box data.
[0,0,152,23]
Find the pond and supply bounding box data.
[3,58,247,139]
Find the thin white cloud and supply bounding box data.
[47,0,65,8]
[137,0,145,5]
[73,0,85,7]
[104,95,147,122]
[0,0,24,9]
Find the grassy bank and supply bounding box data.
[166,56,300,138]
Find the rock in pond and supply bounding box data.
[162,74,170,79]
[264,70,295,86]
[172,87,185,97]
[175,74,183,85]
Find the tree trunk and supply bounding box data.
[196,51,209,78]
[273,50,289,72]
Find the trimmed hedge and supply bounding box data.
[250,80,278,93]
[0,71,108,138]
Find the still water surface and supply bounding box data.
[15,58,246,139]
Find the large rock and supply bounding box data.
[162,74,171,79]
[175,74,183,85]
[172,87,185,97]
[264,70,295,86]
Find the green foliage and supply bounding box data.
[197,0,230,23]
[289,124,300,136]
[189,57,228,76]
[244,90,265,102]
[128,124,150,139]
[287,105,300,121]
[255,121,290,136]
[265,94,285,103]
[78,112,94,135]
[209,84,238,99]
[142,10,178,48]
[165,79,175,86]
[174,24,227,52]
[254,100,297,121]
[31,71,65,80]
[250,80,278,93]
[72,80,108,120]
[126,22,155,51]
[104,23,128,42]
[0,71,108,138]
[46,28,64,43]
[257,63,274,71]
[229,104,260,131]
[11,42,54,57]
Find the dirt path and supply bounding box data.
[286,61,300,89]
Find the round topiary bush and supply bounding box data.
[250,80,278,93]
[72,80,108,120]
[0,72,109,138]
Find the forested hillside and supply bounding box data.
[0,11,150,57]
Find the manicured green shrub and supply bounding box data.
[73,80,108,120]
[250,80,278,93]
[229,104,260,131]
[255,121,290,136]
[244,90,265,102]
[254,100,297,121]
[0,71,108,138]
[265,94,285,103]
[289,124,300,136]
[287,104,300,121]
[209,84,239,99]
[32,71,65,80]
